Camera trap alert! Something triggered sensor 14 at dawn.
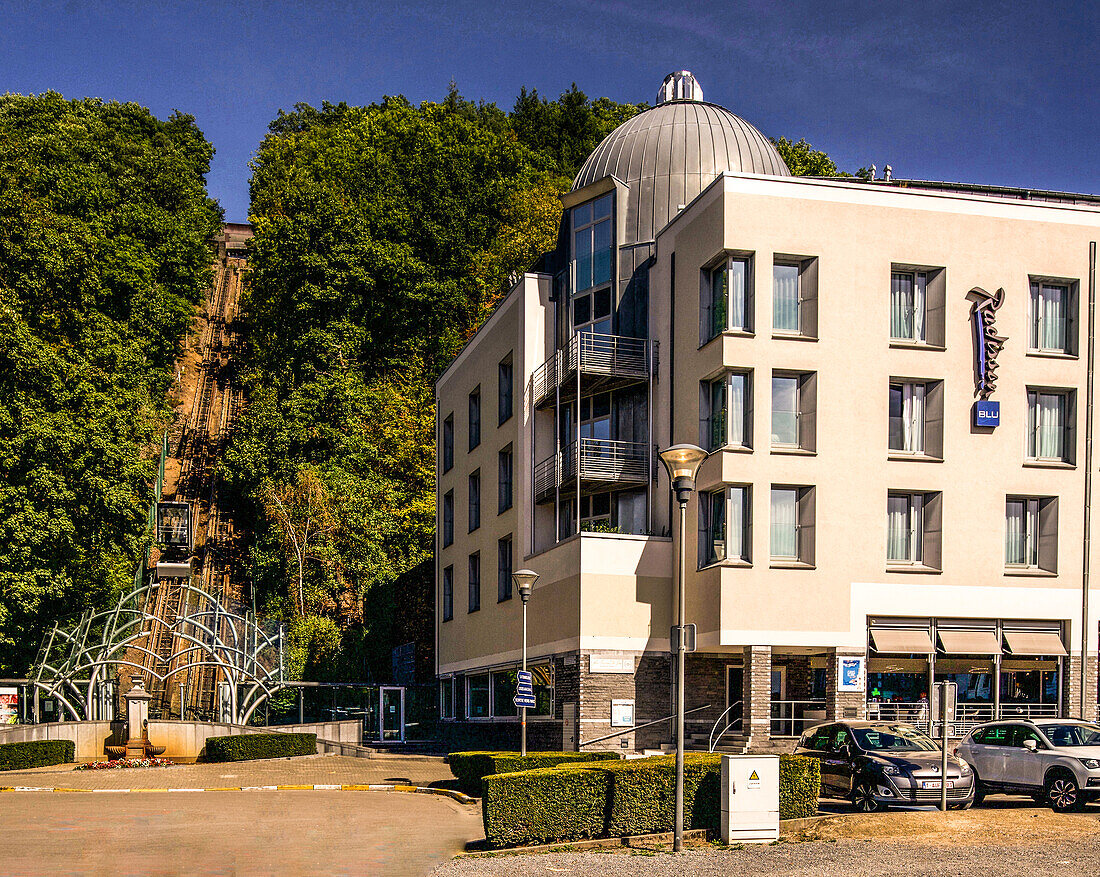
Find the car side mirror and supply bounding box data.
[1023,739,1039,752]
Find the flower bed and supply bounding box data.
[75,758,175,770]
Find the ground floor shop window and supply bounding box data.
[491,670,517,717]
[467,673,490,718]
[440,678,455,719]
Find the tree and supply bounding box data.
[771,136,868,178]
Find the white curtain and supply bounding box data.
[773,265,799,332]
[1005,499,1039,566]
[729,373,745,446]
[903,383,925,453]
[729,259,746,331]
[1030,392,1064,459]
[708,379,727,450]
[1034,283,1066,351]
[890,273,912,339]
[770,488,798,558]
[912,273,926,341]
[729,487,744,561]
[887,495,909,561]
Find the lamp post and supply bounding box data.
[658,444,708,853]
[512,569,539,757]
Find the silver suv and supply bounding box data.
[956,719,1100,812]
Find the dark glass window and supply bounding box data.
[498,356,513,425]
[498,446,513,513]
[468,553,480,612]
[468,387,481,450]
[442,414,454,473]
[442,491,454,547]
[497,536,512,602]
[468,471,480,532]
[442,566,453,621]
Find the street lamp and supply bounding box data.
[512,569,539,757]
[658,443,708,853]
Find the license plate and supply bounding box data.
[920,780,953,789]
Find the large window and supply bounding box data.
[699,486,750,567]
[1029,281,1072,354]
[771,486,814,564]
[771,372,816,451]
[468,470,480,532]
[442,566,453,622]
[1027,388,1074,463]
[491,670,517,718]
[468,553,481,612]
[573,286,612,335]
[886,491,942,569]
[573,194,613,294]
[468,387,481,450]
[890,271,927,342]
[497,535,512,602]
[498,446,513,513]
[889,381,924,454]
[773,257,818,338]
[442,491,454,547]
[442,414,454,473]
[1005,496,1058,572]
[466,673,489,718]
[701,371,750,451]
[440,677,454,718]
[498,354,513,424]
[701,256,751,342]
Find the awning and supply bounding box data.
[1003,630,1068,656]
[869,628,935,654]
[937,629,1000,654]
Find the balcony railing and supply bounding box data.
[770,700,827,737]
[533,438,653,503]
[531,332,654,409]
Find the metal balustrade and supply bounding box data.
[770,699,828,737]
[533,439,653,503]
[531,332,654,409]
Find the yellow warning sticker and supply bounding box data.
[749,770,759,781]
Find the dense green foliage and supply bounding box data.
[481,753,820,848]
[0,739,75,770]
[0,93,221,674]
[203,732,317,762]
[448,749,620,796]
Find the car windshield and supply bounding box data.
[852,725,939,752]
[1040,724,1100,747]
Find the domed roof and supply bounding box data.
[571,74,790,244]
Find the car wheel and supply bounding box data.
[1045,773,1085,813]
[852,781,886,813]
[972,778,986,806]
[948,800,973,810]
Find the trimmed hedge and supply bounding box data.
[0,740,75,771]
[204,733,317,762]
[482,764,610,847]
[481,752,821,848]
[448,750,619,796]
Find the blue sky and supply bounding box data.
[3,0,1097,221]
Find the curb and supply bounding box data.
[460,828,711,857]
[0,783,476,803]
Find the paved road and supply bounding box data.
[0,790,481,876]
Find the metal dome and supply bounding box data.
[571,95,791,244]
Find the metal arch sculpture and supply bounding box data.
[30,580,284,725]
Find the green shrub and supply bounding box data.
[595,754,721,836]
[483,765,610,847]
[203,733,316,762]
[779,754,820,819]
[447,750,619,796]
[0,740,75,771]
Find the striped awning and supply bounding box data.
[937,629,1001,655]
[869,628,935,654]
[1003,630,1068,656]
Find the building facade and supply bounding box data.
[435,72,1100,752]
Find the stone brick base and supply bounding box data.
[825,649,867,722]
[1062,653,1100,723]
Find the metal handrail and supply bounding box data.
[579,703,712,748]
[708,701,743,753]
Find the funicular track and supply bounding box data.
[133,247,249,720]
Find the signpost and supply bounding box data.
[932,681,957,811]
[514,670,536,710]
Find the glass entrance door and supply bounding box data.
[379,687,405,742]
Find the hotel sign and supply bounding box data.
[969,287,1007,428]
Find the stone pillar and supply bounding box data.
[741,645,771,743]
[1063,653,1099,722]
[825,649,868,722]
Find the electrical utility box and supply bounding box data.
[721,755,780,843]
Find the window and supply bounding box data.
[466,673,489,718]
[1005,497,1058,572]
[491,670,517,717]
[468,387,481,450]
[468,470,480,532]
[889,379,943,458]
[701,372,751,451]
[699,486,750,567]
[441,414,454,473]
[497,535,512,602]
[442,491,454,547]
[573,286,612,335]
[468,553,481,612]
[498,446,513,513]
[887,491,942,569]
[529,664,554,716]
[771,372,816,451]
[773,257,818,337]
[573,194,613,294]
[440,677,454,719]
[498,355,514,424]
[1027,389,1074,463]
[890,265,945,346]
[579,493,612,530]
[442,566,453,621]
[1030,280,1075,354]
[770,486,814,564]
[701,256,751,342]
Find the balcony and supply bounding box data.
[531,333,655,410]
[534,438,653,504]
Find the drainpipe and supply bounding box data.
[1083,241,1097,718]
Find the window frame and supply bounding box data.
[1028,277,1077,357]
[468,552,481,613]
[701,254,753,343]
[441,565,454,622]
[497,535,513,603]
[1005,495,1058,573]
[770,485,815,565]
[498,354,514,425]
[468,470,481,532]
[441,413,454,473]
[771,370,816,452]
[439,676,455,719]
[885,490,942,570]
[699,485,751,568]
[498,445,513,513]
[468,387,481,451]
[442,490,454,548]
[772,256,818,339]
[701,370,752,452]
[1026,387,1075,465]
[889,264,946,348]
[466,672,490,719]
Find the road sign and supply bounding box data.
[670,623,697,653]
[515,670,536,709]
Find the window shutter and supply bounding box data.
[1038,498,1059,573]
[925,380,944,459]
[744,371,754,449]
[1065,391,1078,465]
[1066,284,1079,356]
[923,492,943,570]
[700,270,712,344]
[926,269,946,347]
[742,486,753,563]
[798,487,816,565]
[799,373,817,452]
[699,382,709,449]
[800,258,819,339]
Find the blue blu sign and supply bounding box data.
[974,400,1000,428]
[514,670,536,709]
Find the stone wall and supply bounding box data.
[825,649,867,722]
[742,646,772,742]
[1062,653,1099,722]
[635,653,672,750]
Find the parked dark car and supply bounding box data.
[795,721,975,811]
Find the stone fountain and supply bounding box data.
[105,679,166,759]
